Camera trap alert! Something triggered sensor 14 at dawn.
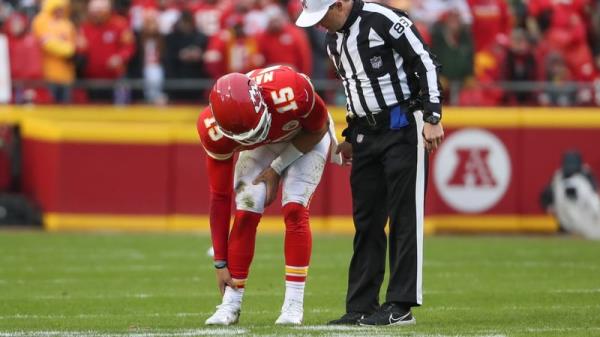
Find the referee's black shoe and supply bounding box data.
[359,302,416,326]
[327,312,367,325]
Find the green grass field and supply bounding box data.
[1,231,599,337]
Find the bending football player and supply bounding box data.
[198,65,340,325]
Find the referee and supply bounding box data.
[296,0,444,326]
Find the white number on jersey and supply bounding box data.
[204,117,224,141]
[271,87,298,113]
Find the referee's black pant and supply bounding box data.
[345,110,427,314]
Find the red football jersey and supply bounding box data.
[197,65,328,161]
[197,65,328,261]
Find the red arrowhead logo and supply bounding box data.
[447,148,497,187]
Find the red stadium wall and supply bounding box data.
[2,106,600,233]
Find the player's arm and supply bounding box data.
[205,155,238,295]
[197,109,235,263]
[205,155,233,263]
[198,105,239,294]
[253,86,329,206]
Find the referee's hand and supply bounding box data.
[335,141,353,166]
[423,122,444,153]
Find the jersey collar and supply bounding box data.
[338,0,363,33]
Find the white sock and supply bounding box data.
[284,281,305,304]
[223,286,244,309]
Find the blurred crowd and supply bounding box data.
[1,0,600,106]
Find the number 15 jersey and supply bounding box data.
[197,65,329,161]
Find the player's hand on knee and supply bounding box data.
[215,267,237,295]
[335,141,353,165]
[253,167,281,207]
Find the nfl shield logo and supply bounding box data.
[357,134,364,143]
[370,56,383,69]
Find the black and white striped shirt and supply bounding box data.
[326,0,442,120]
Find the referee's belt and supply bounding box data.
[352,111,389,129]
[349,105,409,130]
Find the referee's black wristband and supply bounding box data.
[214,260,227,269]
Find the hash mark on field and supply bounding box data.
[309,308,334,313]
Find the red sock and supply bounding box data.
[283,203,311,283]
[227,210,261,288]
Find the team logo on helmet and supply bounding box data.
[248,82,267,114]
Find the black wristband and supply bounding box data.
[341,127,351,140]
[214,260,227,269]
[341,121,354,142]
[423,111,441,125]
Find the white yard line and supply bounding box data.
[0,329,246,337]
[0,313,209,320]
[0,331,507,337]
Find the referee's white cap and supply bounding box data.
[295,0,337,27]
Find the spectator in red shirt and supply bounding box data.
[203,14,264,79]
[257,5,312,76]
[527,0,596,82]
[591,0,600,72]
[79,0,136,102]
[467,0,511,52]
[4,13,42,82]
[3,12,44,104]
[189,0,233,38]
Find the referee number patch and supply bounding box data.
[389,16,412,39]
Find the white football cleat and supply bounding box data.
[205,287,242,326]
[275,298,303,325]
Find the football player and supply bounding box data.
[198,65,339,325]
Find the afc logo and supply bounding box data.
[434,129,511,213]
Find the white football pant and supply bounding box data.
[233,133,330,213]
